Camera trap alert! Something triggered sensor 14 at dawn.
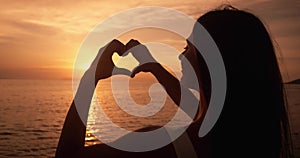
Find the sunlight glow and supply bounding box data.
[112,52,139,72]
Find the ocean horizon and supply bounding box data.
[0,79,299,157]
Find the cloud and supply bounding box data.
[0,0,299,80]
[0,19,62,41]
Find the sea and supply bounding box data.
[0,79,299,157]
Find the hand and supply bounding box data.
[125,39,157,64]
[125,39,158,77]
[90,39,131,80]
[131,62,162,78]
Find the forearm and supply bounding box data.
[56,69,97,157]
[151,64,200,120]
[151,63,181,105]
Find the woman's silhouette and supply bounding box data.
[56,5,293,158]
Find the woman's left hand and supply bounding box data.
[125,39,159,77]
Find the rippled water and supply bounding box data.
[0,79,72,157]
[0,79,299,157]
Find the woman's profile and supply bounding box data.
[55,5,293,158]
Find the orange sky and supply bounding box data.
[0,0,299,81]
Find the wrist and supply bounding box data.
[151,63,165,77]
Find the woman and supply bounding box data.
[55,6,293,158]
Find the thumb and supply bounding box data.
[112,67,132,77]
[131,65,144,78]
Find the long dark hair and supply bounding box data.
[195,5,293,157]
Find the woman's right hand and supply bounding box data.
[89,39,131,81]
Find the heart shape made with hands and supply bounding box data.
[112,52,139,72]
[111,40,153,75]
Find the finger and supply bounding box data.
[90,40,124,69]
[131,65,144,78]
[126,39,141,48]
[112,39,127,55]
[112,67,132,76]
[124,39,141,56]
[106,39,126,56]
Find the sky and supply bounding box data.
[0,0,299,81]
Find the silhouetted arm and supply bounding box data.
[127,39,204,120]
[55,40,131,157]
[134,63,181,105]
[55,69,96,157]
[132,62,203,121]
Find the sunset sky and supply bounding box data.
[0,0,299,81]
